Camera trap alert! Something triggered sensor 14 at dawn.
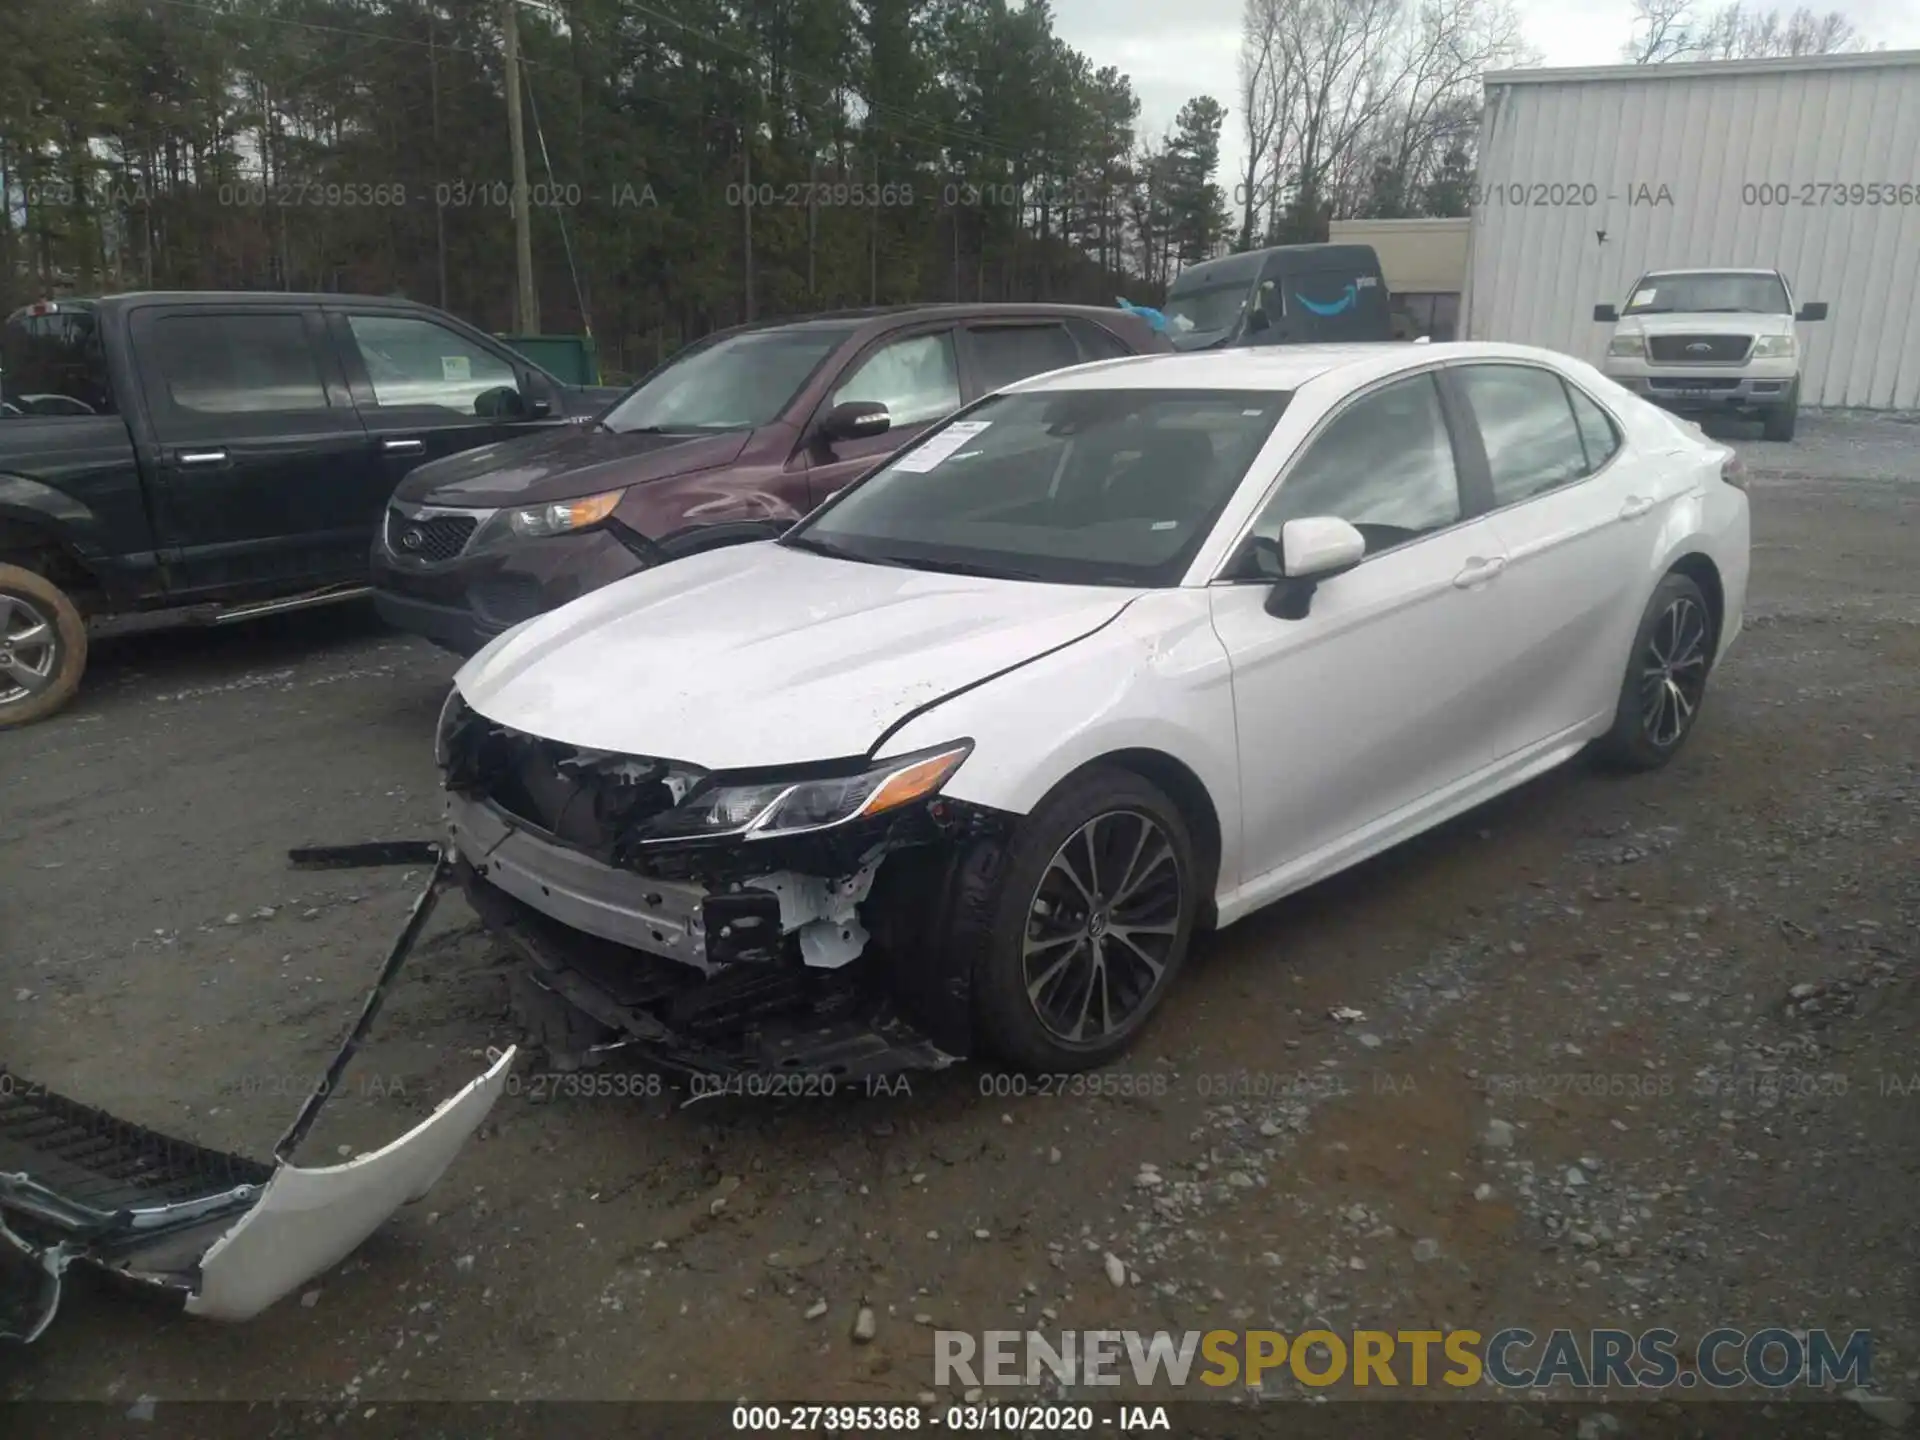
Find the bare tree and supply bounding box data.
[1235,0,1288,250]
[1625,1,1865,62]
[1233,0,1528,237]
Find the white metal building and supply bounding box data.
[1461,51,1920,409]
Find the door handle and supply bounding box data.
[382,438,426,455]
[175,450,229,467]
[1619,495,1655,520]
[1452,555,1507,588]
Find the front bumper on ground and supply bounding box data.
[2,856,514,1343]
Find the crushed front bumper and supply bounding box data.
[447,795,999,1082]
[3,857,515,1343]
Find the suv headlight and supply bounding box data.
[506,488,625,539]
[1750,334,1795,359]
[1607,333,1645,358]
[639,743,973,843]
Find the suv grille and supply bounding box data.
[1648,334,1751,364]
[387,508,477,563]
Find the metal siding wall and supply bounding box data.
[1465,61,1920,408]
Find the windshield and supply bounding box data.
[1,306,116,417]
[1160,282,1249,337]
[600,323,853,433]
[1623,273,1790,316]
[783,388,1290,587]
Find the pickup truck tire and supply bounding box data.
[1761,383,1799,442]
[0,564,88,729]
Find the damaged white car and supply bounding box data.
[443,343,1750,1078]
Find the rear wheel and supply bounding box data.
[1594,572,1714,772]
[958,766,1198,1072]
[0,564,88,729]
[1761,381,1798,441]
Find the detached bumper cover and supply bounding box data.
[0,1050,512,1338]
[188,1048,513,1320]
[3,854,515,1343]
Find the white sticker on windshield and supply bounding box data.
[441,354,472,382]
[1630,288,1657,308]
[891,420,993,473]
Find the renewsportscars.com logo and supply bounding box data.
[934,1327,1873,1391]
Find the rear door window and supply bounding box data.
[962,323,1084,396]
[1066,319,1135,361]
[146,313,332,415]
[1455,364,1592,506]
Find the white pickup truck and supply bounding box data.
[1594,267,1828,441]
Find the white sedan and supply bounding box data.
[439,342,1750,1076]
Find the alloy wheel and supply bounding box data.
[0,592,60,707]
[1639,595,1709,748]
[1021,810,1183,1044]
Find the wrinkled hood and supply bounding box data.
[455,543,1140,769]
[397,426,752,507]
[1615,312,1794,339]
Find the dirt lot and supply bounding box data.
[2,414,1915,1417]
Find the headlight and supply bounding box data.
[1607,333,1645,358]
[507,489,625,539]
[639,743,972,843]
[1750,334,1795,358]
[434,686,468,768]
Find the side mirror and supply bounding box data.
[1797,302,1828,322]
[1261,516,1366,620]
[473,384,527,419]
[1593,304,1619,323]
[520,371,556,417]
[819,400,890,444]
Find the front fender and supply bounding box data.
[0,474,99,555]
[875,589,1247,899]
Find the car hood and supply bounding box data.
[1615,312,1794,338]
[397,426,752,507]
[454,542,1140,769]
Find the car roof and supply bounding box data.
[1003,341,1576,395]
[1641,268,1781,278]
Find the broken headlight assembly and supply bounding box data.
[638,742,973,844]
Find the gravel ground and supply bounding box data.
[2,413,1914,1418]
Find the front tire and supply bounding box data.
[0,564,88,730]
[958,766,1199,1073]
[1761,382,1798,441]
[1595,571,1714,772]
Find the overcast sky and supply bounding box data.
[1050,0,1920,185]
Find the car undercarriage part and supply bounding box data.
[462,857,960,1084]
[1,855,514,1344]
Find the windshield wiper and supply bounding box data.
[887,556,1045,582]
[780,532,910,567]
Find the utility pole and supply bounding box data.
[742,128,754,322]
[430,10,449,311]
[503,0,538,333]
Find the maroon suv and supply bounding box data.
[370,303,1171,654]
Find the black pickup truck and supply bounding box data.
[0,292,623,727]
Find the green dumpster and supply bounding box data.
[496,333,600,386]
